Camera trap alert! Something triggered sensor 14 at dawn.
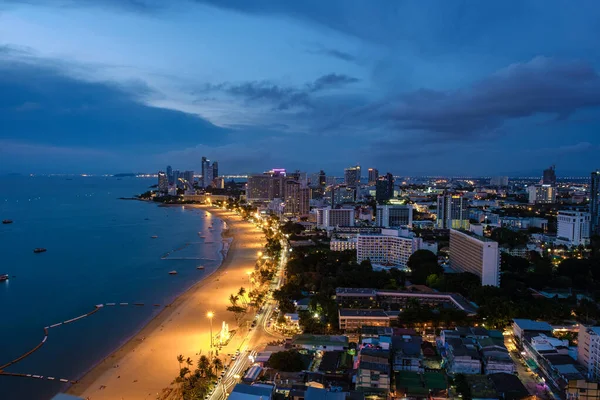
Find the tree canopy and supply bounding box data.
[407,250,442,284]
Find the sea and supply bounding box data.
[0,175,226,400]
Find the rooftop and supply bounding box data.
[451,228,497,243]
[229,383,274,400]
[339,309,390,318]
[358,361,390,373]
[513,319,553,332]
[292,334,349,348]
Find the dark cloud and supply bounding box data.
[308,47,356,62]
[310,73,359,92]
[0,54,228,150]
[196,73,359,110]
[375,57,600,137]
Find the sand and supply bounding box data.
[67,207,264,400]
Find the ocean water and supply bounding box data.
[0,176,224,400]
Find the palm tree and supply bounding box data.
[238,287,247,305]
[177,354,184,371]
[186,357,193,370]
[229,294,238,306]
[198,355,211,377]
[212,357,224,376]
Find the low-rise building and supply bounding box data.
[335,288,478,316]
[355,361,390,395]
[291,335,349,351]
[330,237,357,252]
[229,383,274,400]
[512,319,553,348]
[338,309,393,333]
[392,333,423,372]
[445,337,482,375]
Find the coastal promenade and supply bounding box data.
[68,207,264,400]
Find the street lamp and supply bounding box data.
[257,251,263,258]
[207,311,214,349]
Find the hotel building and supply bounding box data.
[449,229,500,287]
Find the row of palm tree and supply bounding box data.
[174,354,225,399]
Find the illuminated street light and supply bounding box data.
[257,251,263,257]
[207,311,214,349]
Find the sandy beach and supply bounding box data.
[67,206,264,400]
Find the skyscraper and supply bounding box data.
[158,171,168,193]
[201,156,218,187]
[166,165,173,185]
[436,193,469,229]
[591,170,600,236]
[375,173,394,203]
[368,168,379,185]
[543,165,557,185]
[172,170,181,188]
[344,165,361,187]
[183,170,195,189]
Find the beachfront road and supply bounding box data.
[209,240,288,400]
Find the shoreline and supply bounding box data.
[67,205,263,399]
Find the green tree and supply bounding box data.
[407,250,442,284]
[267,350,305,372]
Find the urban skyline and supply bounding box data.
[2,1,600,175]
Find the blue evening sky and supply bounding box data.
[1,0,600,176]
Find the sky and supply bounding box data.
[1,0,600,176]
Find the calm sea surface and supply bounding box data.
[0,176,224,400]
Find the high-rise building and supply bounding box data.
[299,187,310,216]
[449,229,500,287]
[283,180,310,216]
[527,184,556,204]
[201,156,218,188]
[158,171,168,193]
[543,165,557,185]
[578,326,600,381]
[489,176,508,187]
[201,157,209,187]
[344,165,361,187]
[376,205,413,228]
[591,171,600,237]
[183,170,195,188]
[246,174,272,202]
[375,173,394,203]
[557,211,591,246]
[172,170,182,188]
[436,193,469,229]
[284,180,301,216]
[331,184,356,206]
[319,170,326,187]
[356,229,417,268]
[269,175,286,200]
[316,207,354,229]
[166,165,173,185]
[368,168,379,185]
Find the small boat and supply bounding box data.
[33,248,47,253]
[196,265,205,270]
[0,274,8,282]
[168,270,178,275]
[151,235,158,239]
[2,220,13,224]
